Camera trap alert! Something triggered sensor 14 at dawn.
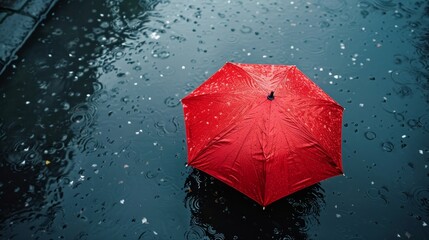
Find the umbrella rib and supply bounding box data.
[271,66,343,107]
[295,98,343,110]
[183,91,255,101]
[270,101,299,201]
[189,98,267,164]
[273,65,295,93]
[228,113,263,175]
[274,100,339,168]
[228,63,267,92]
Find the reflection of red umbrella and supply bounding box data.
[182,62,344,207]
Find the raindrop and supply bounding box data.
[112,18,125,31]
[52,28,63,36]
[319,0,347,12]
[360,10,369,18]
[319,21,330,28]
[390,70,415,85]
[394,85,412,97]
[111,47,125,60]
[393,112,405,122]
[381,142,394,152]
[406,187,429,215]
[218,12,226,18]
[407,119,420,129]
[301,37,325,54]
[419,114,429,132]
[121,96,130,103]
[145,170,158,179]
[151,46,170,59]
[100,21,110,28]
[150,32,161,40]
[240,25,252,34]
[77,136,100,153]
[226,34,239,43]
[184,195,200,213]
[393,11,403,19]
[138,231,158,240]
[358,1,371,9]
[133,65,142,71]
[164,96,180,107]
[62,102,70,110]
[372,0,396,11]
[364,131,376,140]
[69,103,97,141]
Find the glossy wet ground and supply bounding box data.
[0,0,428,239]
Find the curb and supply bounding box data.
[0,0,58,76]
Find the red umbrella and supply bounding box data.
[182,62,344,207]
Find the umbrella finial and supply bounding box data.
[267,91,275,101]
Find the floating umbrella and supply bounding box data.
[182,62,344,207]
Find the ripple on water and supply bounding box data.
[145,170,159,179]
[419,114,429,132]
[154,117,179,136]
[73,231,89,240]
[358,1,371,9]
[226,33,239,43]
[5,140,42,172]
[164,96,180,108]
[151,46,170,59]
[0,125,5,140]
[317,0,347,13]
[394,85,412,98]
[184,195,201,214]
[213,233,225,240]
[366,187,388,204]
[138,0,168,11]
[92,81,104,92]
[45,140,66,155]
[289,198,322,232]
[110,47,126,60]
[390,70,416,85]
[371,0,396,11]
[239,25,252,34]
[70,103,97,132]
[9,150,41,172]
[381,141,394,152]
[161,66,176,76]
[407,187,429,215]
[88,90,110,103]
[137,230,159,240]
[393,54,409,65]
[77,136,101,153]
[300,36,326,55]
[364,131,376,140]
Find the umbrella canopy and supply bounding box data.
[182,62,344,207]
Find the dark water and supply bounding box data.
[0,0,428,239]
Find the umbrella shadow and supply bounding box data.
[184,169,326,240]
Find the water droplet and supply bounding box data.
[164,96,180,107]
[62,102,70,110]
[382,142,394,152]
[240,25,252,34]
[364,131,376,140]
[151,46,170,59]
[150,32,160,40]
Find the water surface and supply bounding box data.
[0,0,428,239]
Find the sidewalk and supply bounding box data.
[0,0,58,76]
